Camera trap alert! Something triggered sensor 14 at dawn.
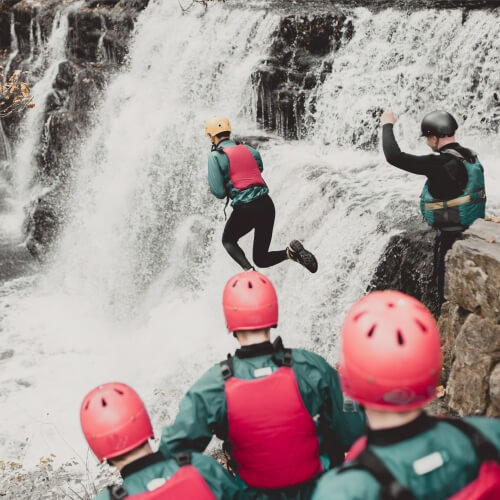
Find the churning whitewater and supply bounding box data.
[1,0,500,488]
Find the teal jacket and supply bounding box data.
[208,139,269,206]
[94,451,240,499]
[159,338,366,499]
[312,413,500,500]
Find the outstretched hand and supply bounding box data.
[380,110,397,126]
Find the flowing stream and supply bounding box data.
[0,0,499,488]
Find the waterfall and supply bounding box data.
[10,6,73,231]
[0,0,499,484]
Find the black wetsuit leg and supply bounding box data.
[222,195,287,270]
[222,207,255,270]
[251,195,287,268]
[435,230,462,307]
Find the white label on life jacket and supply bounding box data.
[147,478,167,491]
[254,367,273,378]
[412,452,444,475]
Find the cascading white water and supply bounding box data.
[1,2,500,494]
[10,6,76,231]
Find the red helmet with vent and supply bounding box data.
[339,291,442,411]
[223,271,278,332]
[80,382,154,462]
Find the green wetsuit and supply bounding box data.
[312,412,500,500]
[159,338,366,499]
[94,451,240,499]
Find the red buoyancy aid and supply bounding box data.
[222,352,322,489]
[108,454,216,500]
[223,145,266,192]
[339,418,500,500]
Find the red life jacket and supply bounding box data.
[220,144,266,195]
[108,453,216,500]
[339,417,500,500]
[220,348,322,489]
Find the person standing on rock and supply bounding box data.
[380,110,486,301]
[312,290,500,500]
[80,382,240,499]
[160,270,366,499]
[205,116,318,273]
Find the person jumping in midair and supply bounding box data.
[205,115,317,273]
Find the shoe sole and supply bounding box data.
[289,240,318,273]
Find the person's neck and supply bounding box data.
[236,329,270,346]
[111,442,153,473]
[365,408,423,430]
[214,136,231,147]
[437,136,456,150]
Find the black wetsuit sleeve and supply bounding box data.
[382,124,439,176]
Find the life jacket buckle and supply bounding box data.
[109,484,128,500]
[175,451,192,467]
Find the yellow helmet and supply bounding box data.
[204,116,231,139]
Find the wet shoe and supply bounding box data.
[287,240,318,273]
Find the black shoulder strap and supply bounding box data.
[339,448,415,500]
[175,451,193,467]
[108,484,128,500]
[442,417,500,463]
[220,354,234,380]
[271,336,293,367]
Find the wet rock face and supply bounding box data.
[367,225,443,317]
[0,0,149,257]
[252,12,353,139]
[440,220,500,417]
[445,219,500,322]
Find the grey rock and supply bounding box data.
[445,220,500,321]
[447,314,500,415]
[489,363,500,413]
[438,302,469,384]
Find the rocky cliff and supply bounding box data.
[441,219,500,416]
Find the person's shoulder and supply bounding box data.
[292,347,334,370]
[463,416,500,445]
[313,465,380,500]
[191,362,226,388]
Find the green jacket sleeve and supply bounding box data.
[191,453,241,499]
[294,350,366,465]
[312,467,380,500]
[159,365,227,459]
[208,153,227,199]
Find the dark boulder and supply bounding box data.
[367,226,444,317]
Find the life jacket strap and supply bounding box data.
[338,448,415,500]
[424,187,486,211]
[442,418,500,463]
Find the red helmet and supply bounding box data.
[80,382,154,462]
[223,271,278,332]
[339,291,442,411]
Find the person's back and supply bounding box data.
[160,271,366,499]
[313,414,500,500]
[80,382,240,500]
[381,109,486,231]
[312,290,500,500]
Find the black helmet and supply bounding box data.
[421,111,458,138]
